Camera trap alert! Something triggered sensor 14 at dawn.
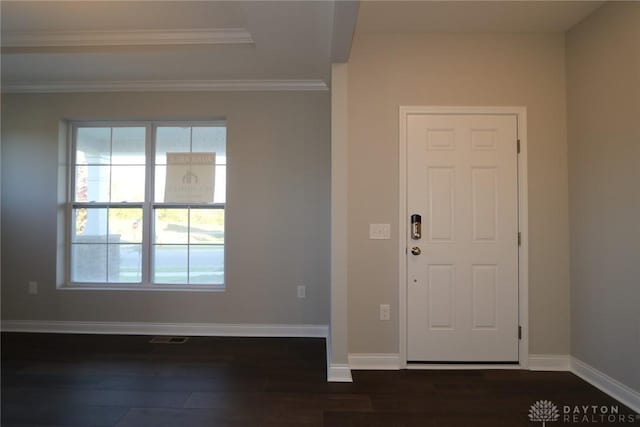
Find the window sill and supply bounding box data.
[58,283,225,292]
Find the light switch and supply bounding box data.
[369,223,391,240]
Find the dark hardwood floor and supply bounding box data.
[1,333,637,426]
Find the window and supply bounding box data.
[69,121,226,289]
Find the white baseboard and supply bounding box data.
[348,353,525,370]
[407,363,522,370]
[327,364,353,382]
[349,353,401,370]
[528,354,570,371]
[0,320,328,338]
[571,357,640,414]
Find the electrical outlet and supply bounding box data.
[297,285,306,299]
[379,304,390,321]
[28,281,38,295]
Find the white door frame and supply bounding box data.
[398,106,529,369]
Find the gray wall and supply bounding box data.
[1,91,330,325]
[347,32,571,355]
[567,2,640,391]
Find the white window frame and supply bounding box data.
[62,119,226,292]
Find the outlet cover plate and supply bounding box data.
[28,281,38,295]
[379,304,391,321]
[297,285,306,299]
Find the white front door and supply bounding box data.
[406,113,519,362]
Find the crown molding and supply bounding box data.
[1,28,253,48]
[2,79,329,93]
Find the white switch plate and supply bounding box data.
[369,223,391,240]
[28,281,38,295]
[379,304,391,321]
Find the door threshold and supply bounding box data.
[406,362,521,370]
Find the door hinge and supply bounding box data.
[517,139,521,153]
[518,325,522,340]
[518,232,521,246]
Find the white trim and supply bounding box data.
[571,357,640,414]
[398,106,529,369]
[329,63,350,375]
[398,106,409,368]
[349,353,401,370]
[516,108,530,368]
[528,354,570,371]
[58,284,225,292]
[407,363,521,370]
[2,28,253,48]
[350,353,574,372]
[327,364,353,382]
[326,333,333,373]
[0,320,328,338]
[2,80,329,94]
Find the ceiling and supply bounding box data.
[357,1,604,33]
[1,1,356,91]
[1,1,604,92]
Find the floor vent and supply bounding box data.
[149,336,189,344]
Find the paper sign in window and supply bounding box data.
[165,152,215,203]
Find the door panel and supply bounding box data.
[407,114,519,362]
[427,167,455,241]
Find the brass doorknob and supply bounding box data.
[411,247,421,256]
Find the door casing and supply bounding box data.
[398,106,529,369]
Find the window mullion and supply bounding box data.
[106,128,113,283]
[142,123,154,285]
[67,125,77,285]
[186,127,193,284]
[187,208,191,284]
[71,204,144,210]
